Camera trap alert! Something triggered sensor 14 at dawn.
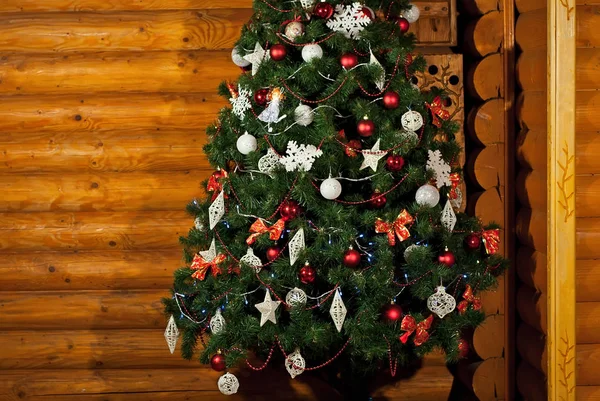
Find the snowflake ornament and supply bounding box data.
[326,2,372,39]
[208,190,225,230]
[441,200,457,232]
[427,286,456,319]
[289,228,305,266]
[164,315,179,354]
[229,84,252,120]
[279,141,323,172]
[369,50,386,91]
[330,289,347,332]
[426,150,451,188]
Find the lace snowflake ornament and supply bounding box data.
[279,141,323,172]
[230,84,252,120]
[208,190,225,230]
[289,228,305,266]
[441,200,457,232]
[164,315,179,354]
[330,289,347,332]
[326,2,372,39]
[427,150,451,188]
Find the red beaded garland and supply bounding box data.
[465,234,481,250]
[343,248,361,268]
[357,118,375,137]
[340,53,359,69]
[438,250,456,267]
[382,303,403,322]
[396,17,410,33]
[369,191,387,209]
[313,1,334,19]
[270,44,287,61]
[299,263,316,284]
[254,88,270,105]
[210,353,227,372]
[383,91,400,109]
[266,246,281,261]
[280,200,301,221]
[386,155,405,172]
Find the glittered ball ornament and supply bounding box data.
[320,177,342,200]
[382,303,403,322]
[254,88,270,106]
[231,47,251,68]
[357,117,376,137]
[383,91,400,109]
[302,43,323,62]
[236,132,257,155]
[270,44,288,61]
[396,17,410,33]
[369,191,387,209]
[386,155,405,172]
[415,184,440,208]
[313,1,334,19]
[438,249,456,267]
[340,53,359,69]
[299,262,316,284]
[294,104,314,126]
[343,247,361,268]
[266,246,281,261]
[284,21,305,41]
[465,234,481,250]
[280,200,302,221]
[210,352,227,372]
[404,4,421,23]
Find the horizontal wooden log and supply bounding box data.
[517,129,546,171]
[0,251,183,291]
[516,285,546,334]
[467,144,505,190]
[0,51,239,94]
[515,9,546,51]
[464,11,503,58]
[578,343,600,386]
[577,218,600,259]
[516,208,546,252]
[577,302,600,343]
[0,9,250,53]
[462,0,502,16]
[576,130,600,174]
[576,175,600,218]
[466,98,505,145]
[577,259,600,302]
[466,52,503,101]
[0,0,252,12]
[473,314,504,360]
[0,171,209,212]
[0,93,225,133]
[515,168,546,210]
[515,0,545,13]
[579,5,600,48]
[578,386,600,400]
[472,357,505,401]
[469,189,504,226]
[516,360,547,401]
[0,211,190,251]
[516,247,546,294]
[516,47,545,91]
[0,129,210,173]
[516,90,546,131]
[516,323,546,375]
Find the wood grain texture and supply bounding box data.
[467,98,505,145]
[472,357,505,400]
[576,130,600,174]
[516,323,546,375]
[577,260,600,302]
[577,302,600,344]
[516,285,546,334]
[466,52,503,101]
[578,344,600,386]
[464,11,503,58]
[516,47,546,91]
[473,314,504,360]
[515,9,546,51]
[576,218,600,259]
[516,91,546,131]
[517,129,546,171]
[467,144,505,190]
[0,0,253,12]
[516,168,546,210]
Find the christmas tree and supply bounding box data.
[163,0,507,397]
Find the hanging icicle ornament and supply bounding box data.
[369,49,386,91]
[285,349,306,378]
[210,309,226,334]
[401,110,424,132]
[218,372,240,395]
[427,150,451,188]
[208,191,225,230]
[258,148,280,177]
[286,287,308,308]
[240,247,262,273]
[164,315,179,354]
[441,200,457,232]
[427,286,456,319]
[289,228,305,266]
[330,289,347,332]
[258,87,286,124]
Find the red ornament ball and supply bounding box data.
[396,17,410,33]
[345,139,362,157]
[357,118,375,137]
[382,303,403,322]
[360,6,375,19]
[438,250,456,267]
[266,246,281,261]
[299,263,316,284]
[458,338,470,358]
[383,91,400,109]
[210,353,227,372]
[280,200,301,221]
[340,53,359,69]
[465,234,481,250]
[369,191,387,209]
[313,1,334,19]
[386,155,405,172]
[254,88,270,106]
[270,44,287,61]
[343,247,361,268]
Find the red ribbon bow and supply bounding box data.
[399,315,434,346]
[482,229,500,255]
[426,96,450,128]
[206,171,229,201]
[375,210,414,246]
[449,172,461,200]
[190,253,226,281]
[457,284,482,315]
[246,218,286,245]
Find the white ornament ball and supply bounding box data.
[404,244,422,263]
[302,43,323,62]
[286,287,308,308]
[320,177,342,200]
[217,372,240,396]
[401,110,424,132]
[415,184,440,208]
[231,47,250,68]
[294,104,314,126]
[404,4,421,23]
[236,132,257,155]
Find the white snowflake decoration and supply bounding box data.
[369,50,386,91]
[208,190,225,230]
[243,42,270,76]
[427,150,451,188]
[285,349,306,379]
[289,228,305,266]
[230,84,252,120]
[326,2,372,39]
[441,200,457,232]
[258,148,280,177]
[210,309,226,334]
[427,286,456,319]
[360,139,387,172]
[164,315,179,354]
[218,372,240,395]
[330,289,347,332]
[279,140,323,172]
[240,247,262,273]
[286,287,307,308]
[401,110,424,132]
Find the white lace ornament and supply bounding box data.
[450,187,463,209]
[279,140,323,172]
[401,110,424,132]
[300,0,315,8]
[210,309,226,334]
[258,148,280,177]
[286,287,307,307]
[218,372,240,395]
[229,84,252,120]
[441,200,457,232]
[208,190,225,230]
[427,286,456,319]
[330,289,347,332]
[360,139,387,172]
[427,149,451,188]
[199,238,217,262]
[240,247,262,273]
[164,315,179,354]
[285,349,306,378]
[289,228,305,266]
[243,42,270,76]
[326,2,372,39]
[369,50,386,91]
[255,290,281,326]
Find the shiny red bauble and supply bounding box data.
[266,246,281,261]
[383,91,400,109]
[465,234,481,250]
[438,250,456,267]
[382,303,403,322]
[369,191,387,209]
[340,53,359,69]
[386,155,405,172]
[396,17,410,33]
[270,44,287,61]
[280,200,301,221]
[343,248,361,268]
[299,263,316,284]
[359,6,375,20]
[357,118,375,137]
[313,1,334,19]
[458,338,470,358]
[210,353,227,372]
[345,139,362,157]
[254,88,270,105]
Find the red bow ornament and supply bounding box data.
[399,315,434,346]
[457,284,482,315]
[246,218,286,245]
[482,229,501,255]
[375,210,414,246]
[190,253,226,281]
[206,171,229,201]
[426,96,450,128]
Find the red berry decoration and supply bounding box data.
[299,262,316,284]
[266,246,281,261]
[383,91,400,109]
[465,233,481,250]
[270,44,287,61]
[438,249,456,267]
[386,155,405,172]
[369,190,387,209]
[343,247,361,268]
[382,303,403,322]
[340,53,359,69]
[210,352,227,372]
[357,117,375,137]
[396,17,410,33]
[345,139,362,157]
[280,200,301,221]
[313,1,334,19]
[254,88,270,106]
[458,338,470,358]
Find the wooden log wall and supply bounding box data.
[0,1,462,400]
